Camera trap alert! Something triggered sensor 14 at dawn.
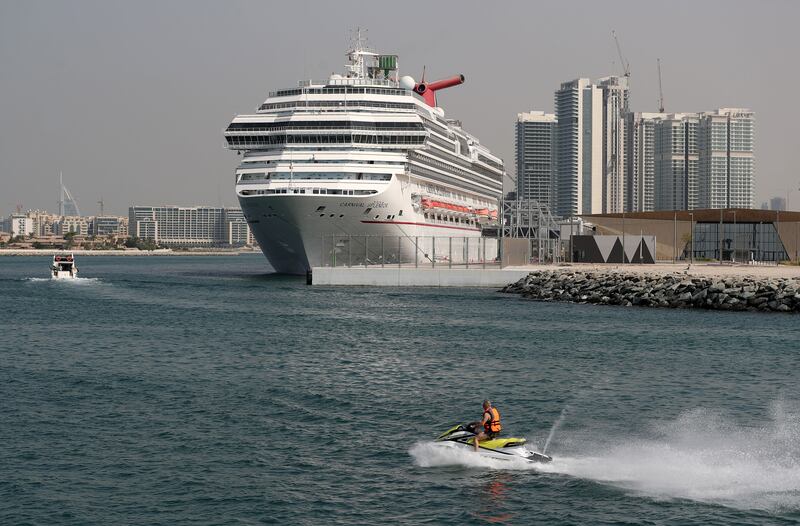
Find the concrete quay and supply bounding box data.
[311,266,533,287]
[311,262,800,288]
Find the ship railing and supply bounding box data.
[298,78,398,88]
[319,235,506,269]
[320,234,562,268]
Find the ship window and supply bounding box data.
[364,208,372,215]
[398,210,403,216]
[339,214,344,218]
[316,206,325,211]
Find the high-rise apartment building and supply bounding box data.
[654,113,699,211]
[128,206,253,247]
[597,76,629,214]
[515,111,556,207]
[624,112,662,212]
[553,76,629,216]
[554,79,602,217]
[698,108,755,209]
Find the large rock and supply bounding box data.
[501,270,799,314]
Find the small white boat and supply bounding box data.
[51,253,78,279]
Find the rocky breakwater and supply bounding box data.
[502,270,800,313]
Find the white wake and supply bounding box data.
[25,277,102,285]
[412,401,800,512]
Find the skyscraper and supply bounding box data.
[58,172,81,217]
[515,111,556,207]
[597,76,629,214]
[654,113,699,211]
[554,78,602,217]
[697,108,755,209]
[553,76,629,217]
[625,112,662,212]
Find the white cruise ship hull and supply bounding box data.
[239,176,485,274]
[225,39,506,274]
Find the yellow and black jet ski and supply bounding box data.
[435,423,552,463]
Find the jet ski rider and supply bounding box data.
[473,400,501,452]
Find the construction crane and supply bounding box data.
[612,30,630,79]
[657,58,665,113]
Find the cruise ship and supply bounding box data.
[224,34,504,274]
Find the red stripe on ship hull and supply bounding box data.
[360,220,481,232]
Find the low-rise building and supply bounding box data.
[8,214,34,237]
[55,216,89,236]
[128,206,254,247]
[582,209,796,262]
[91,216,128,237]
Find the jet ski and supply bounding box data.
[435,422,552,463]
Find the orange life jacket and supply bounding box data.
[484,406,501,433]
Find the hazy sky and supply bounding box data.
[2,0,799,215]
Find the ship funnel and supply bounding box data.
[413,74,464,106]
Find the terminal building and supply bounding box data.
[581,209,798,262]
[128,206,254,247]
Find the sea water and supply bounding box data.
[1,255,799,525]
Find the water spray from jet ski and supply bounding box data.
[543,407,568,455]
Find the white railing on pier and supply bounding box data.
[320,235,500,269]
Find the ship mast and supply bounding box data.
[345,27,375,79]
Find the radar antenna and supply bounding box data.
[345,27,373,79]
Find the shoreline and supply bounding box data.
[508,262,800,280]
[0,249,261,257]
[502,266,800,313]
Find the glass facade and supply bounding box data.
[691,222,787,262]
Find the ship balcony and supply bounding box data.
[236,172,393,185]
[298,78,398,87]
[238,187,382,197]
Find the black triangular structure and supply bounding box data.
[639,239,655,263]
[607,238,625,263]
[574,235,604,263]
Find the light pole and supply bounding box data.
[622,212,625,264]
[689,212,694,265]
[732,210,736,263]
[777,209,780,263]
[719,208,724,265]
[673,212,677,264]
[726,210,737,263]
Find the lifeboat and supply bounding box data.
[421,198,472,214]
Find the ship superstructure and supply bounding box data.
[224,33,504,274]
